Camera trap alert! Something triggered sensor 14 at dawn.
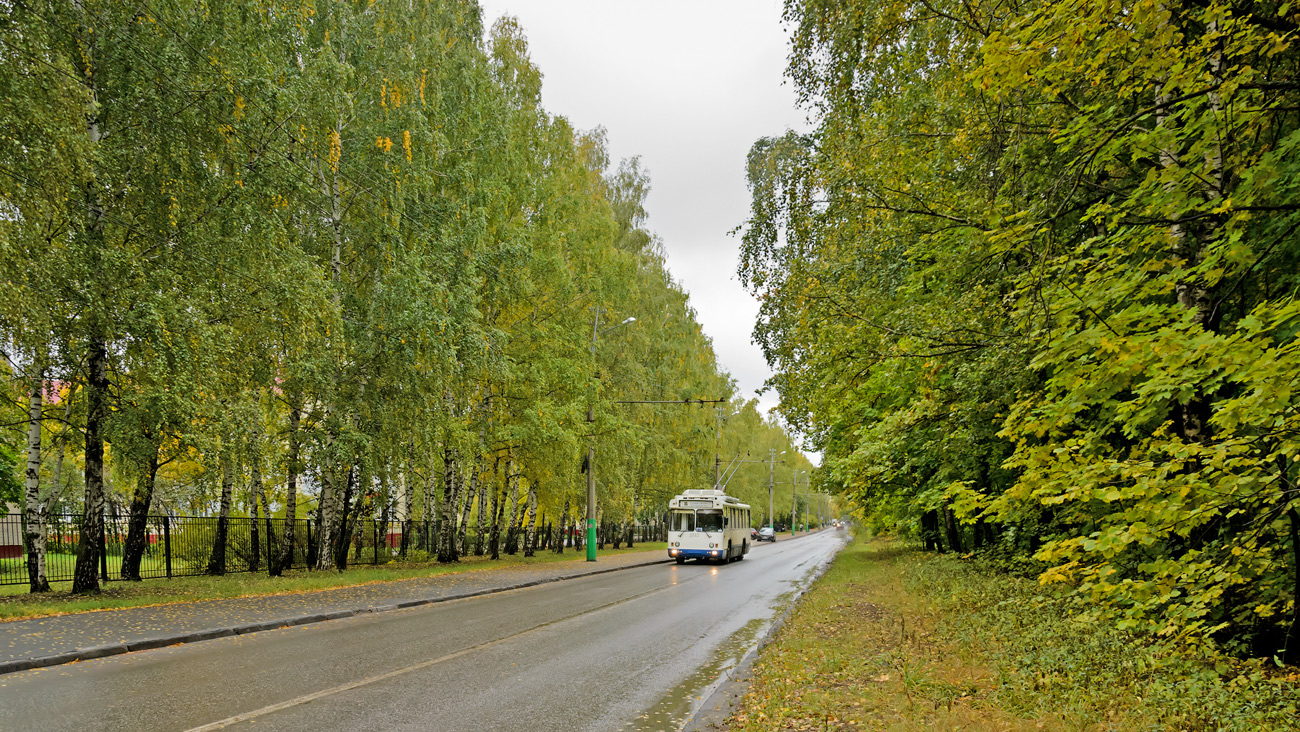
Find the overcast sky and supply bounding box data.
[475,0,814,454]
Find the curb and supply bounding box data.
[682,537,845,732]
[0,555,673,677]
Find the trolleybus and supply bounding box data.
[667,489,751,564]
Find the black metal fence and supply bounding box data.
[0,513,666,587]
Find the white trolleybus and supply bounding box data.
[667,489,751,564]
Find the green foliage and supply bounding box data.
[741,0,1300,659]
[0,439,21,509]
[732,536,1300,731]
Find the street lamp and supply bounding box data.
[587,310,636,562]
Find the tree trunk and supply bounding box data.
[315,461,338,571]
[555,496,570,554]
[1285,506,1299,666]
[626,489,638,549]
[400,466,413,557]
[70,0,109,596]
[458,458,475,556]
[208,442,235,575]
[920,510,941,552]
[943,507,962,553]
[334,464,358,571]
[504,462,521,555]
[523,481,538,558]
[273,403,302,576]
[438,444,460,563]
[427,458,439,555]
[1156,69,1218,444]
[473,461,487,556]
[23,370,50,593]
[72,337,109,593]
[249,438,264,573]
[489,475,504,560]
[120,442,160,581]
[260,488,276,576]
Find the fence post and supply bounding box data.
[303,519,310,570]
[163,516,172,578]
[373,521,379,565]
[18,512,27,583]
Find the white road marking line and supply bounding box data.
[184,578,699,731]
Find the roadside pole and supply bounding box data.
[588,311,599,562]
[791,469,797,536]
[767,448,775,530]
[586,311,638,562]
[768,449,784,529]
[586,406,596,562]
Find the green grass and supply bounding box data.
[2,550,182,579]
[0,542,667,620]
[721,535,1300,731]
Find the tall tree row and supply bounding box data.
[740,0,1300,661]
[0,1,811,594]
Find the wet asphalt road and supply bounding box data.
[0,532,845,732]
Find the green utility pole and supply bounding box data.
[587,310,637,562]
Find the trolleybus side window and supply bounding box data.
[671,510,695,532]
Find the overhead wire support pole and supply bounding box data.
[791,470,800,536]
[768,449,786,530]
[587,311,636,562]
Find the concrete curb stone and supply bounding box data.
[0,553,673,677]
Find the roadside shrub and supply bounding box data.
[907,553,1300,730]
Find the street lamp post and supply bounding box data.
[587,310,635,562]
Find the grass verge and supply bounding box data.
[719,534,1299,731]
[0,542,666,620]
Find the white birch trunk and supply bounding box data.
[23,370,49,592]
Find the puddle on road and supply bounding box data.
[624,617,767,732]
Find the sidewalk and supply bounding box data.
[0,550,671,675]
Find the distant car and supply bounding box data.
[751,528,759,540]
[756,526,776,542]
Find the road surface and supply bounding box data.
[0,531,845,732]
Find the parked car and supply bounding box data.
[751,527,760,540]
[756,526,776,542]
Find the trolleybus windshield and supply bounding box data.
[696,510,724,532]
